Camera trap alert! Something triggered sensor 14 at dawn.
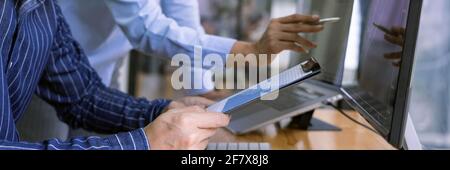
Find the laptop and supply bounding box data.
[207,58,342,134]
[227,79,342,134]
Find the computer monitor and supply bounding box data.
[341,0,423,148]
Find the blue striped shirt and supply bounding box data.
[0,0,170,150]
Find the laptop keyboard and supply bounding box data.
[206,143,271,150]
[344,87,392,133]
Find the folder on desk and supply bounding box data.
[207,57,321,113]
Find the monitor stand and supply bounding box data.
[288,110,341,131]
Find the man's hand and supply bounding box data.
[168,96,215,110]
[231,14,324,56]
[144,106,230,150]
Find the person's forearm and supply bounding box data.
[51,82,171,133]
[39,5,171,134]
[41,67,171,133]
[39,51,171,134]
[104,0,236,67]
[0,129,149,150]
[106,0,322,64]
[160,0,205,33]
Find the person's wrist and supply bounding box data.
[231,41,258,56]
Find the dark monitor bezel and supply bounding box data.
[340,0,423,149]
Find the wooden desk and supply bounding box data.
[211,108,395,150]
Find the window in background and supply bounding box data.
[409,0,450,149]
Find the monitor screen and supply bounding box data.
[342,0,422,148]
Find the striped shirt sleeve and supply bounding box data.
[0,128,149,150]
[22,1,169,150]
